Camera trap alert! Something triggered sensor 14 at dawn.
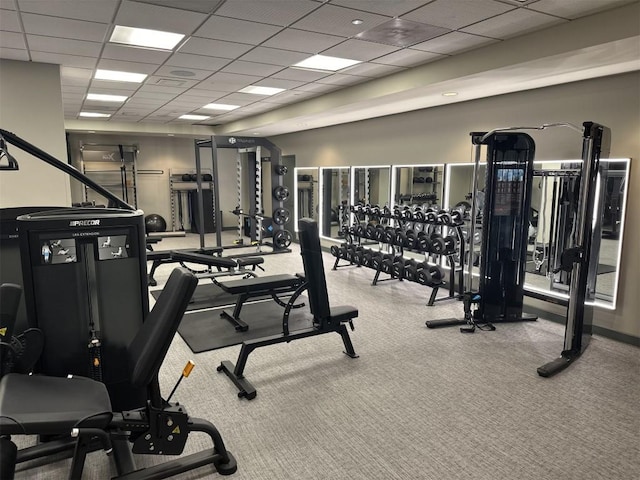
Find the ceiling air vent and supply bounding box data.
[355,18,450,48]
[155,78,186,87]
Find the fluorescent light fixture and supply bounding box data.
[79,112,111,118]
[110,25,184,50]
[203,103,240,111]
[293,54,361,72]
[351,19,363,25]
[95,69,147,83]
[442,91,458,96]
[179,114,209,120]
[86,93,128,102]
[238,85,285,96]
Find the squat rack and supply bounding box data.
[194,135,291,255]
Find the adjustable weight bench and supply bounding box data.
[217,218,359,400]
[217,273,306,331]
[146,248,263,286]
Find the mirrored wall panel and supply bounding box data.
[319,167,350,242]
[351,166,391,208]
[294,167,319,232]
[391,164,445,210]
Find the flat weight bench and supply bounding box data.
[217,274,306,332]
[218,218,359,400]
[146,247,263,286]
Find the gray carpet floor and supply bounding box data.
[13,234,639,480]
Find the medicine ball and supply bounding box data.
[181,173,191,181]
[145,213,167,233]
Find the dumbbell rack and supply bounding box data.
[331,204,467,306]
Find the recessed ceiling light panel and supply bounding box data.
[86,93,128,102]
[95,69,147,83]
[79,112,111,118]
[179,114,209,120]
[110,25,185,50]
[442,92,458,96]
[203,103,240,111]
[293,54,361,72]
[238,85,286,96]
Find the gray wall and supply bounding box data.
[271,72,640,339]
[0,59,70,207]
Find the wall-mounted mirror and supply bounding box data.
[294,167,319,232]
[319,167,350,242]
[524,158,630,309]
[391,164,445,209]
[351,165,391,208]
[443,159,630,309]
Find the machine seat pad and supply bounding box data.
[0,374,112,435]
[218,274,301,295]
[234,257,264,268]
[327,305,358,323]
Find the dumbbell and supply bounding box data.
[362,249,376,268]
[413,207,426,222]
[353,247,368,266]
[381,206,392,218]
[330,244,341,258]
[404,230,418,249]
[383,227,395,244]
[416,265,446,286]
[430,234,457,255]
[392,257,409,278]
[371,205,381,216]
[401,207,413,221]
[338,244,350,259]
[450,208,464,224]
[437,210,453,225]
[425,207,439,223]
[415,232,431,252]
[365,223,376,240]
[403,259,424,282]
[364,204,373,215]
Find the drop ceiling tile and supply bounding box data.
[26,35,102,57]
[372,48,443,67]
[0,31,25,49]
[239,47,308,67]
[200,71,262,90]
[528,0,634,19]
[259,90,313,104]
[0,1,15,10]
[30,51,98,69]
[0,9,22,31]
[215,0,320,27]
[355,18,450,48]
[83,99,126,109]
[271,67,331,82]
[321,39,399,62]
[179,37,253,59]
[340,62,405,77]
[221,60,283,77]
[21,13,109,42]
[461,8,567,39]
[315,72,369,86]
[262,28,345,53]
[97,58,159,75]
[166,52,230,71]
[89,85,138,96]
[191,82,238,93]
[102,44,173,64]
[412,31,497,54]
[130,0,224,14]
[253,78,305,89]
[165,100,208,110]
[154,65,214,80]
[131,90,178,100]
[195,15,282,44]
[111,115,146,122]
[18,0,118,22]
[292,4,389,37]
[0,46,29,62]
[114,1,207,35]
[330,0,429,17]
[62,85,88,94]
[402,0,514,30]
[61,66,93,86]
[179,88,230,98]
[62,92,85,102]
[214,92,261,105]
[294,82,341,93]
[122,97,166,106]
[137,84,185,95]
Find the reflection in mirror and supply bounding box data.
[319,167,350,241]
[524,159,630,309]
[351,166,391,207]
[391,164,445,209]
[294,167,319,232]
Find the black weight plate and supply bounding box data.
[273,207,290,225]
[273,229,292,249]
[273,186,290,201]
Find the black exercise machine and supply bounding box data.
[0,269,237,479]
[217,218,359,400]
